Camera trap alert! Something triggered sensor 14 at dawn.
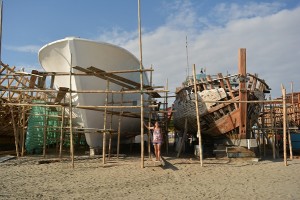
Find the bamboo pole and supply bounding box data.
[0,69,154,77]
[11,108,20,157]
[117,90,124,160]
[165,79,169,155]
[287,121,293,160]
[59,103,65,158]
[261,103,265,157]
[69,64,74,168]
[138,0,145,168]
[289,82,294,160]
[43,105,48,157]
[192,65,203,166]
[271,102,276,159]
[148,66,153,159]
[108,93,113,160]
[103,80,109,165]
[21,100,26,156]
[281,84,287,166]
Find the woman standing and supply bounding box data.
[145,121,163,161]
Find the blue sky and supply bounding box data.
[2,0,300,99]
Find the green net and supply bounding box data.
[25,101,87,154]
[25,101,61,154]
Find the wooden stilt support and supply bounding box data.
[177,118,187,158]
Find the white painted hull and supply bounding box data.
[38,37,148,148]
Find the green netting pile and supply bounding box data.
[25,101,61,154]
[25,101,87,154]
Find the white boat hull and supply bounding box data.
[38,37,148,148]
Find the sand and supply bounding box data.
[0,154,300,200]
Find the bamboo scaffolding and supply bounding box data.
[192,64,203,166]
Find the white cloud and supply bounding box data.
[5,45,40,53]
[212,2,284,23]
[97,1,300,100]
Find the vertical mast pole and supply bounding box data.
[238,48,247,139]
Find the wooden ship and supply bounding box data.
[173,49,271,145]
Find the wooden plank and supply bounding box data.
[74,66,134,89]
[74,66,161,98]
[54,87,69,103]
[205,108,240,136]
[29,71,38,88]
[88,66,141,88]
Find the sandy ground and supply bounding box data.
[0,153,300,200]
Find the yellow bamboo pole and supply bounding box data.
[11,108,20,157]
[281,84,287,166]
[103,80,109,165]
[117,90,124,160]
[59,103,65,159]
[138,0,145,168]
[21,100,26,156]
[69,63,74,168]
[192,65,203,166]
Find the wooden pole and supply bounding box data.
[69,64,74,168]
[148,66,153,159]
[281,84,287,166]
[289,82,294,160]
[238,48,247,139]
[165,79,169,155]
[103,80,109,165]
[287,121,293,160]
[261,103,265,158]
[192,65,203,166]
[11,108,20,157]
[108,93,113,160]
[21,102,26,156]
[117,91,123,160]
[270,102,276,159]
[177,118,188,158]
[43,105,48,157]
[59,104,65,158]
[138,0,145,168]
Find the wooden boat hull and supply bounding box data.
[173,74,267,140]
[38,37,148,148]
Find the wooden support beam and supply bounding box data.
[54,87,69,103]
[238,48,248,139]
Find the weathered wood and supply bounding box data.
[281,85,287,166]
[193,65,203,166]
[238,48,247,139]
[54,87,69,103]
[177,118,188,158]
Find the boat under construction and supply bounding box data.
[173,49,271,151]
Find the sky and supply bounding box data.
[1,0,300,102]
